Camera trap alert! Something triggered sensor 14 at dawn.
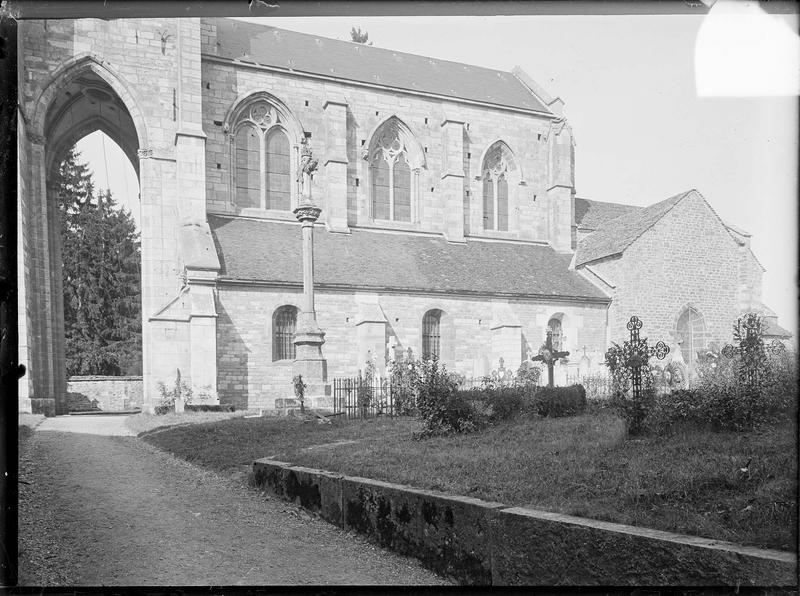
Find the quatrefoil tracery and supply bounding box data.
[246,101,279,129]
[373,132,407,165]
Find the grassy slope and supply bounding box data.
[142,412,797,551]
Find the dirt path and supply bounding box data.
[18,416,447,586]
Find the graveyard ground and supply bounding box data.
[139,410,797,552]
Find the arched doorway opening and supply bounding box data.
[30,66,145,414]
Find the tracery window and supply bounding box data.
[481,142,517,232]
[273,305,298,361]
[232,100,293,211]
[368,118,423,223]
[422,309,442,360]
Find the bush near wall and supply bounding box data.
[535,385,587,418]
[644,351,797,434]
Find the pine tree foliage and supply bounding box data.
[56,147,142,376]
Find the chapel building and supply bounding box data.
[17,18,783,414]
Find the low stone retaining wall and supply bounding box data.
[67,376,143,412]
[252,458,797,586]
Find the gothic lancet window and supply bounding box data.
[367,117,424,223]
[273,305,298,361]
[422,309,442,359]
[481,142,517,232]
[232,99,295,211]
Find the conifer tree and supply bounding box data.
[56,147,142,376]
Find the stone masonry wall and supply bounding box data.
[67,376,143,411]
[216,284,608,409]
[586,191,759,350]
[199,20,565,245]
[19,19,206,410]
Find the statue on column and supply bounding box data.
[297,138,319,200]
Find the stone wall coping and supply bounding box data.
[499,506,796,563]
[68,376,144,382]
[254,458,797,567]
[286,465,345,481]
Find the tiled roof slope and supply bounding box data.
[574,190,693,267]
[208,18,551,114]
[574,197,641,231]
[208,215,609,302]
[764,321,793,338]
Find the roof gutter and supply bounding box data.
[215,278,611,304]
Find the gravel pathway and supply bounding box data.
[18,416,447,586]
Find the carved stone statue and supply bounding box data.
[297,138,318,199]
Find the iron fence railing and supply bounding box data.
[332,376,416,420]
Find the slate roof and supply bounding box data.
[574,190,693,267]
[208,18,551,114]
[208,215,609,302]
[763,320,794,338]
[574,197,641,231]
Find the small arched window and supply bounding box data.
[231,98,296,211]
[367,117,424,223]
[547,316,563,352]
[481,142,517,232]
[422,309,442,359]
[273,305,298,361]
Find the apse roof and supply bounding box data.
[574,191,693,267]
[207,18,552,114]
[208,215,609,302]
[574,197,641,231]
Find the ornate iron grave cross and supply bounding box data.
[606,316,670,403]
[720,313,785,391]
[530,329,570,388]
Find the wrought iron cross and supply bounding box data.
[720,313,785,390]
[530,329,570,388]
[610,316,670,401]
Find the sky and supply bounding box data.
[75,3,799,331]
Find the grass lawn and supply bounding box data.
[123,410,251,435]
[141,410,798,551]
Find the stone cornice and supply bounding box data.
[215,278,612,304]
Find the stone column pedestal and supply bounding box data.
[289,203,332,411]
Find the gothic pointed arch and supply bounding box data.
[224,91,305,212]
[674,305,707,374]
[364,116,425,223]
[480,140,522,232]
[32,54,149,179]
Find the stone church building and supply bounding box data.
[17,17,785,414]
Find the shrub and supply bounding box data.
[293,374,307,413]
[388,350,421,415]
[643,389,701,434]
[456,386,530,423]
[184,404,235,413]
[415,357,480,436]
[155,369,191,415]
[643,350,797,434]
[535,384,587,418]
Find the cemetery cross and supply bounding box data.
[530,329,570,387]
[720,312,785,392]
